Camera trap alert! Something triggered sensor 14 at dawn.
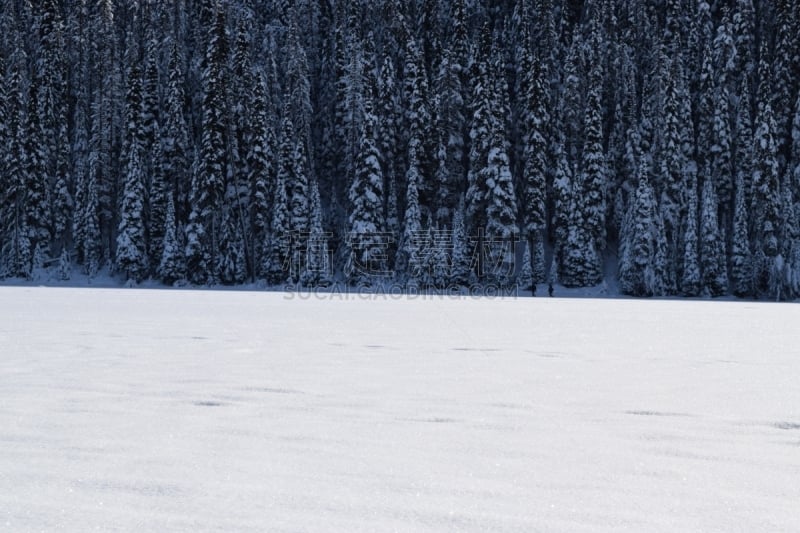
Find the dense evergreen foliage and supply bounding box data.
[0,0,799,299]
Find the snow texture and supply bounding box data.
[1,288,799,532]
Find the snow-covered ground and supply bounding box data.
[1,287,799,532]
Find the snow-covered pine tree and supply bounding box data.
[403,36,433,209]
[680,174,702,296]
[483,129,519,287]
[158,194,185,285]
[699,179,728,297]
[620,161,661,297]
[300,179,332,287]
[450,196,471,287]
[398,143,424,285]
[0,48,25,278]
[432,44,467,226]
[141,7,161,164]
[0,50,7,273]
[217,203,247,285]
[330,10,366,224]
[37,0,71,253]
[579,25,608,255]
[792,93,800,197]
[465,24,493,240]
[734,78,754,216]
[655,56,686,293]
[115,37,150,282]
[115,139,149,283]
[732,0,756,88]
[183,210,207,285]
[520,50,548,244]
[87,0,119,259]
[561,33,584,164]
[288,137,310,245]
[264,136,290,286]
[249,73,275,279]
[229,16,255,239]
[151,40,190,270]
[551,135,573,272]
[58,248,71,281]
[427,223,450,290]
[279,102,311,283]
[285,16,315,171]
[775,174,798,301]
[711,81,734,231]
[771,0,799,164]
[608,48,637,217]
[377,56,401,241]
[517,240,534,292]
[752,43,782,265]
[24,71,53,269]
[346,92,387,285]
[84,152,102,279]
[532,234,546,284]
[561,202,603,288]
[189,5,229,284]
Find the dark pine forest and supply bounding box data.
[0,0,799,298]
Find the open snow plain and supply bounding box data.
[1,287,799,532]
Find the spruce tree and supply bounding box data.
[680,175,702,296]
[657,56,688,293]
[735,80,754,213]
[450,196,471,286]
[276,104,311,281]
[730,176,752,297]
[711,79,734,225]
[37,0,71,252]
[517,240,534,292]
[484,131,519,286]
[520,51,548,240]
[346,95,387,284]
[189,5,229,283]
[465,26,493,238]
[432,45,467,225]
[403,37,433,207]
[579,39,608,253]
[398,143,424,284]
[264,143,290,285]
[84,152,102,279]
[217,204,247,285]
[377,56,401,240]
[793,93,800,192]
[301,179,332,287]
[151,41,189,270]
[141,8,161,162]
[700,179,728,296]
[249,73,276,279]
[620,162,661,297]
[561,205,602,288]
[771,0,799,162]
[732,0,756,86]
[752,47,782,261]
[551,137,573,271]
[115,141,149,282]
[0,49,26,278]
[24,74,53,266]
[158,195,186,285]
[0,52,7,274]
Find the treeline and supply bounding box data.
[0,0,799,298]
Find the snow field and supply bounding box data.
[1,287,799,532]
